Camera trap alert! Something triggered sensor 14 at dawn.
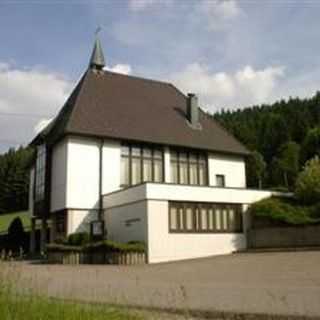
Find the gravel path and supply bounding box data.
[2,251,320,318]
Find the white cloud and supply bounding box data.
[104,64,132,75]
[128,0,172,11]
[0,61,133,152]
[169,63,285,111]
[0,62,73,151]
[199,0,242,30]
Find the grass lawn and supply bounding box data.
[0,211,30,235]
[0,286,142,320]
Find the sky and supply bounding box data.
[1,0,320,153]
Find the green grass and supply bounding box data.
[0,285,142,320]
[0,211,30,235]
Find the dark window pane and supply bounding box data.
[189,163,198,185]
[153,149,162,159]
[121,157,129,186]
[171,162,178,183]
[179,152,187,162]
[154,159,163,182]
[179,162,188,184]
[143,147,152,158]
[121,145,129,156]
[131,157,141,185]
[143,158,152,182]
[131,146,141,156]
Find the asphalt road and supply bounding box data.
[3,251,320,318]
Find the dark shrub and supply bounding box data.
[7,217,27,251]
[295,156,320,205]
[249,197,319,225]
[84,240,146,253]
[67,232,90,246]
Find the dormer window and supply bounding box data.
[35,144,46,202]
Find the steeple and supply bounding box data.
[89,32,105,70]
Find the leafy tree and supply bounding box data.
[276,141,300,189]
[246,151,266,189]
[295,156,320,205]
[301,127,320,163]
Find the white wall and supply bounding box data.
[67,209,98,234]
[102,140,121,195]
[103,183,286,263]
[51,139,68,212]
[104,183,277,209]
[208,153,246,188]
[104,201,148,244]
[66,137,100,209]
[147,200,246,263]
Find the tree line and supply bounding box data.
[0,147,33,214]
[213,92,320,190]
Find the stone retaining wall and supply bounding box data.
[248,225,320,248]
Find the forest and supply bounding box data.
[213,92,320,190]
[0,92,319,214]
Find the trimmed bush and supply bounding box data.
[249,197,320,225]
[84,240,146,253]
[67,232,90,246]
[47,240,146,254]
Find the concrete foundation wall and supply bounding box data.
[248,225,320,248]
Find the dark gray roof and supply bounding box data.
[32,69,249,156]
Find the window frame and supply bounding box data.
[120,143,164,188]
[215,174,226,187]
[170,148,208,186]
[168,201,243,234]
[34,144,46,202]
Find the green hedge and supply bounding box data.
[47,240,146,254]
[249,197,320,225]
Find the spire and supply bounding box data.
[89,29,105,70]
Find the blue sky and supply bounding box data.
[1,0,320,153]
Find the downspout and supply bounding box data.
[98,139,103,221]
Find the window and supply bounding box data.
[35,144,46,202]
[169,202,242,233]
[170,149,208,186]
[216,174,225,187]
[120,143,164,187]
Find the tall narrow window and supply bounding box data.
[153,149,163,182]
[35,144,46,202]
[120,143,164,187]
[179,152,188,184]
[120,145,130,187]
[170,149,208,186]
[142,148,152,182]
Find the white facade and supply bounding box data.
[103,183,280,263]
[208,153,246,188]
[31,135,283,262]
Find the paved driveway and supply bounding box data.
[3,251,320,318]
